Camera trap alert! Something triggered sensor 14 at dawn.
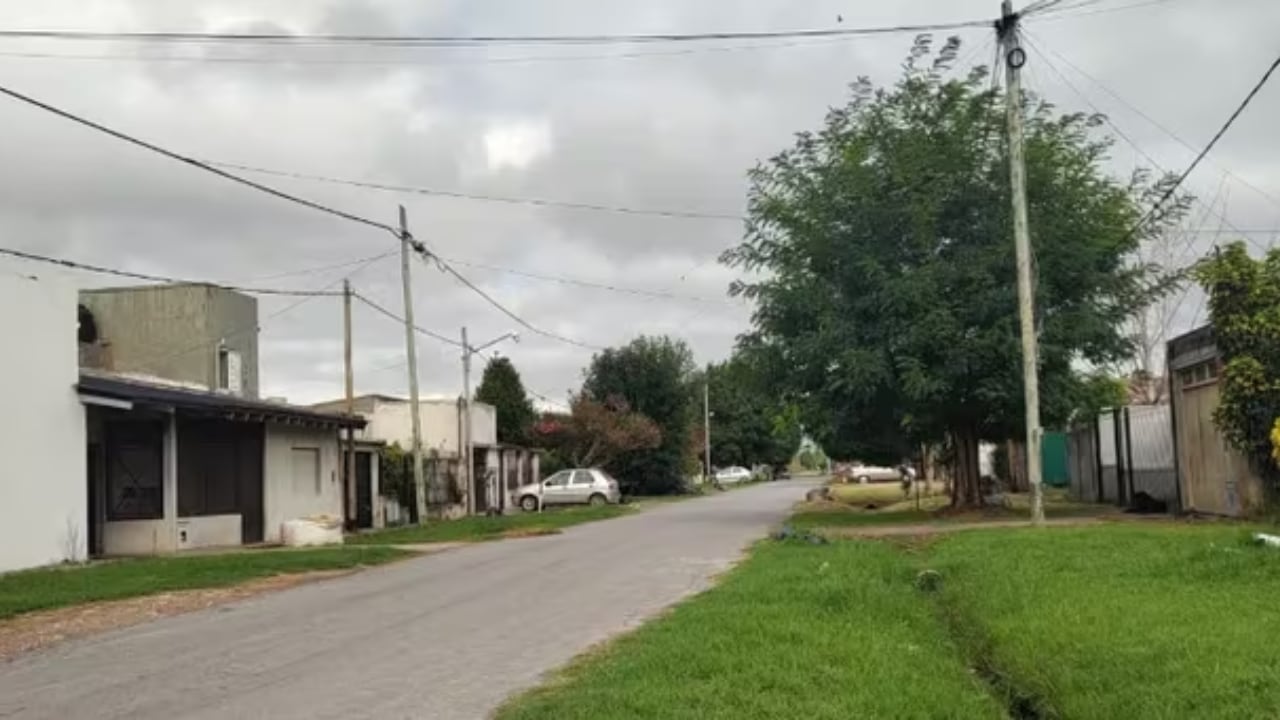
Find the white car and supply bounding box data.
[515,468,621,512]
[714,466,753,484]
[844,462,901,484]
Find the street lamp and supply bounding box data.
[461,328,519,515]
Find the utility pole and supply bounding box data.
[703,378,712,487]
[342,279,357,530]
[461,326,473,516]
[399,205,428,523]
[999,1,1044,524]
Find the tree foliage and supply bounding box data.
[723,36,1171,506]
[583,336,695,494]
[531,396,661,470]
[475,356,536,444]
[700,354,802,470]
[1195,241,1280,491]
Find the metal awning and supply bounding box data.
[78,372,365,430]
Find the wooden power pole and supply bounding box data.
[461,326,473,516]
[342,279,357,529]
[398,205,428,523]
[999,1,1044,524]
[703,378,712,487]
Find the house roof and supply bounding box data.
[78,371,365,429]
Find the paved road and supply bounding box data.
[0,480,814,720]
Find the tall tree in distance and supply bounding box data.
[724,36,1172,507]
[583,335,695,494]
[475,356,536,444]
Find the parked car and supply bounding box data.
[516,468,621,511]
[843,462,901,484]
[714,466,753,484]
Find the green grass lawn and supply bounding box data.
[500,520,1280,719]
[497,540,1004,720]
[347,504,632,545]
[929,523,1280,719]
[0,545,409,620]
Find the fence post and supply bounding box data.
[1112,407,1125,506]
[1093,413,1104,504]
[1123,406,1136,505]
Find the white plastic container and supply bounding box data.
[281,515,344,547]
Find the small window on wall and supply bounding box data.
[1179,360,1220,387]
[291,447,321,495]
[218,346,243,395]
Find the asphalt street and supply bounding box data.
[0,479,814,720]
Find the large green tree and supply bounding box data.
[1195,241,1280,495]
[700,354,802,470]
[724,37,1171,506]
[475,356,536,444]
[583,335,695,494]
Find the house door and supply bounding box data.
[355,451,373,529]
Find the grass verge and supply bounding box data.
[927,523,1280,719]
[496,540,1003,720]
[0,545,409,621]
[347,504,631,545]
[793,490,1107,531]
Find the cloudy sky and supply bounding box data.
[0,0,1275,406]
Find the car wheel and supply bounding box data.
[857,475,870,485]
[588,493,608,507]
[520,495,539,512]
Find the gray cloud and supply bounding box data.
[0,0,1275,407]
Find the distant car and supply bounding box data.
[714,466,753,484]
[843,462,900,484]
[516,468,621,511]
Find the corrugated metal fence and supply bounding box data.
[1067,404,1177,510]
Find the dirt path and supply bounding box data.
[0,570,352,662]
[821,516,1107,538]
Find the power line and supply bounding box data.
[211,161,744,222]
[419,252,605,351]
[1021,34,1267,248]
[1028,0,1180,21]
[1122,51,1280,240]
[352,291,463,348]
[0,36,871,68]
[438,256,736,305]
[0,82,400,237]
[0,245,345,296]
[1024,34,1280,213]
[225,251,398,283]
[0,19,994,48]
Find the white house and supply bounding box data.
[312,394,540,517]
[0,275,365,572]
[0,274,87,573]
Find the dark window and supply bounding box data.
[570,470,595,486]
[544,471,571,487]
[107,421,164,520]
[77,304,98,344]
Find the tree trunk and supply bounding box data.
[950,424,983,509]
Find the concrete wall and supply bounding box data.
[177,515,242,550]
[0,275,87,573]
[319,396,497,456]
[80,284,258,397]
[263,424,343,543]
[103,520,173,555]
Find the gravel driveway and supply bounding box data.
[0,479,814,720]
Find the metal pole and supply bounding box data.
[462,326,474,515]
[999,2,1044,524]
[343,279,357,530]
[399,205,428,524]
[703,378,712,487]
